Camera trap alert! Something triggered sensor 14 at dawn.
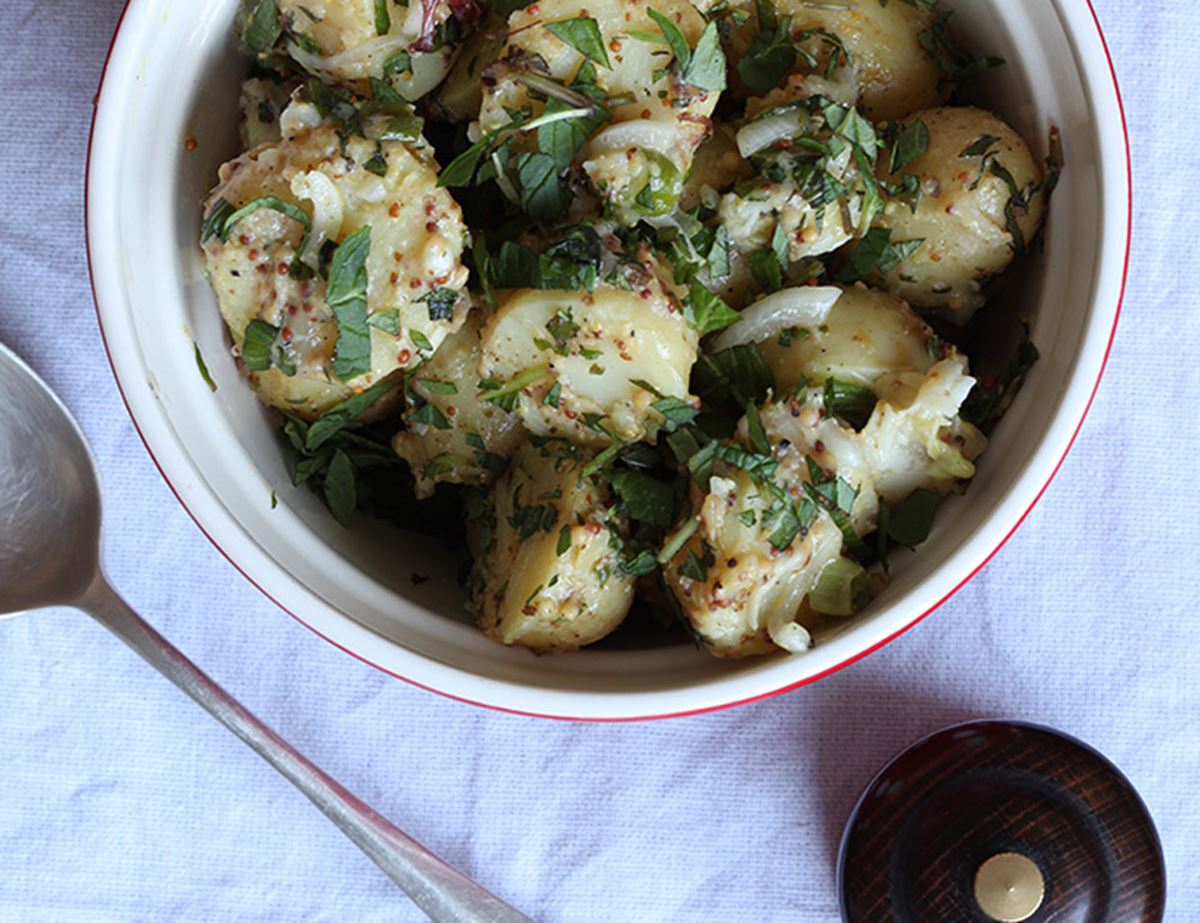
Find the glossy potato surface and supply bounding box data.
[875,106,1044,314]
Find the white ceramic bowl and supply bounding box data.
[87,0,1129,720]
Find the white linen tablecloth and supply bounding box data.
[1,1,1196,920]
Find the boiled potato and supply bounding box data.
[874,106,1045,314]
[719,172,862,265]
[757,284,935,394]
[742,67,859,119]
[392,310,524,497]
[479,255,698,446]
[758,353,987,509]
[467,441,635,652]
[478,0,719,223]
[665,342,985,659]
[723,0,948,121]
[277,0,457,99]
[855,355,988,501]
[718,100,874,264]
[200,113,469,418]
[663,470,846,658]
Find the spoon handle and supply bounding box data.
[80,576,534,923]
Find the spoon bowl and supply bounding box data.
[0,341,531,923]
[0,346,100,612]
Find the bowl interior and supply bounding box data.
[87,0,1125,718]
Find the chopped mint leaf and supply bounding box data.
[201,198,235,243]
[680,22,727,92]
[325,227,373,381]
[220,196,310,242]
[367,310,402,335]
[609,469,676,527]
[960,134,1001,158]
[692,344,775,423]
[684,278,740,336]
[889,119,930,172]
[823,377,876,431]
[545,17,611,68]
[837,227,924,282]
[324,449,356,527]
[242,0,281,56]
[419,286,458,322]
[241,319,279,372]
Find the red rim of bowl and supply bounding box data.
[85,0,1132,723]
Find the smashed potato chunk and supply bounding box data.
[392,310,524,497]
[856,355,988,501]
[479,257,698,446]
[719,97,877,266]
[665,470,847,658]
[874,106,1045,315]
[467,441,635,652]
[758,354,987,513]
[478,0,719,223]
[277,0,458,99]
[757,284,936,394]
[200,115,469,418]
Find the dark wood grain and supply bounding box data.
[838,721,1165,923]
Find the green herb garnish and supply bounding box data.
[545,17,611,68]
[325,227,373,381]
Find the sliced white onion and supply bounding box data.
[279,96,322,137]
[641,208,704,238]
[735,110,806,158]
[287,34,409,74]
[765,573,817,651]
[392,49,456,101]
[711,286,843,352]
[403,0,425,38]
[584,119,682,160]
[290,170,344,269]
[490,150,520,204]
[768,618,814,654]
[798,68,859,108]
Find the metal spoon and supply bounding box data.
[0,342,533,923]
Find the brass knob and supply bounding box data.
[974,852,1044,922]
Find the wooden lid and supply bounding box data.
[838,721,1165,923]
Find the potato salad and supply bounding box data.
[199,0,1056,658]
